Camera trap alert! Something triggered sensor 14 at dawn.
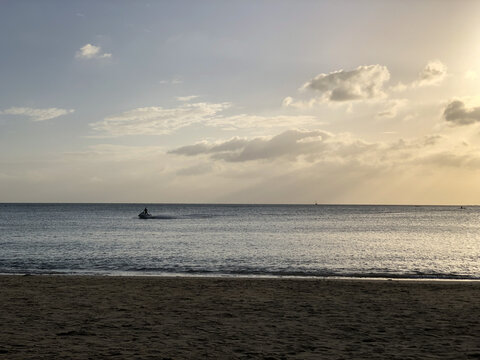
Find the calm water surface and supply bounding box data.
[0,204,479,279]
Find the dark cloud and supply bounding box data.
[423,135,444,146]
[169,130,333,162]
[303,65,390,102]
[169,138,248,156]
[444,100,480,125]
[169,143,211,156]
[416,152,480,169]
[210,138,249,152]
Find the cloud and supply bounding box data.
[1,107,74,121]
[376,99,408,118]
[416,151,480,169]
[169,128,480,172]
[176,95,200,102]
[159,78,183,85]
[5,126,480,204]
[91,102,230,136]
[414,60,447,87]
[165,129,480,204]
[443,100,480,125]
[390,61,447,93]
[170,137,250,158]
[209,114,321,130]
[389,82,408,93]
[176,163,215,176]
[75,44,112,59]
[91,101,321,136]
[281,96,320,109]
[65,144,165,162]
[170,129,346,162]
[301,65,390,102]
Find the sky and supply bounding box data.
[2,0,480,204]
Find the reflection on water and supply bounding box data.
[0,204,479,279]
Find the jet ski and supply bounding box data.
[138,212,152,219]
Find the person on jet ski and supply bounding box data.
[143,207,149,215]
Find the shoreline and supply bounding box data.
[1,275,479,359]
[3,272,480,283]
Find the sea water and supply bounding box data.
[0,203,479,279]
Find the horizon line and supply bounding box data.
[0,202,476,207]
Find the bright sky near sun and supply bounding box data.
[2,0,480,204]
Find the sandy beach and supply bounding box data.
[0,276,479,359]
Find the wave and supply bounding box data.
[137,213,219,220]
[2,266,479,280]
[149,215,177,220]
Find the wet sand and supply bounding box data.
[1,275,479,359]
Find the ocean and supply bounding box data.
[0,203,479,279]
